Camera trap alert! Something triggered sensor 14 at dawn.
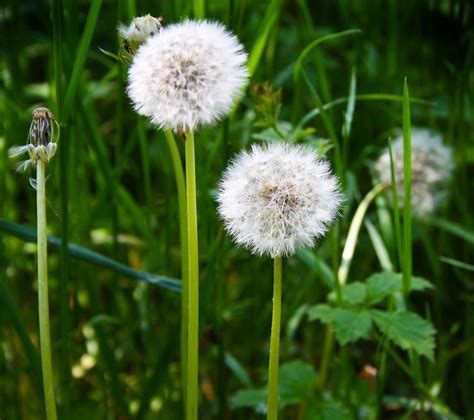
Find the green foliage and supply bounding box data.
[370,310,436,361]
[309,271,436,358]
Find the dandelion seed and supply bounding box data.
[217,141,342,258]
[374,128,454,217]
[8,107,59,172]
[127,19,248,133]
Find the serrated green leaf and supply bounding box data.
[304,400,354,420]
[279,361,317,405]
[366,272,400,304]
[370,310,436,360]
[308,305,372,344]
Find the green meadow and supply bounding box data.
[0,0,472,418]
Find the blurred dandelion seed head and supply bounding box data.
[118,14,164,44]
[127,19,248,133]
[375,128,454,217]
[217,141,342,258]
[8,107,58,172]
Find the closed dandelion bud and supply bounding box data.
[8,107,59,172]
[127,19,248,133]
[217,142,342,258]
[375,128,454,217]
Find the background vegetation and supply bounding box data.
[0,0,472,418]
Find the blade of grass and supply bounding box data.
[51,0,71,415]
[62,0,103,120]
[0,219,181,292]
[402,79,412,295]
[365,219,394,272]
[293,29,361,84]
[300,67,343,179]
[389,139,403,269]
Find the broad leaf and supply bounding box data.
[279,361,317,405]
[230,389,267,410]
[366,272,399,304]
[370,310,436,360]
[308,305,372,344]
[328,282,366,304]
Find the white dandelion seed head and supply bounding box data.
[375,128,454,217]
[217,142,342,258]
[118,14,163,44]
[127,19,248,133]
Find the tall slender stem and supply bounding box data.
[185,131,199,420]
[164,129,188,415]
[267,256,283,420]
[37,160,58,420]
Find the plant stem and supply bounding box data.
[317,326,334,390]
[37,160,58,420]
[402,79,412,294]
[164,129,188,415]
[267,256,283,420]
[185,131,199,420]
[337,182,388,285]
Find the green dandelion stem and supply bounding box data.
[267,256,283,420]
[164,129,189,414]
[185,131,199,420]
[37,160,58,420]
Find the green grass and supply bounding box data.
[0,1,473,419]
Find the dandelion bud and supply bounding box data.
[374,128,454,217]
[8,107,59,172]
[127,19,248,133]
[217,142,342,258]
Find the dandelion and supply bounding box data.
[8,107,59,172]
[217,141,341,419]
[127,19,248,133]
[126,19,248,419]
[118,14,163,45]
[374,128,454,217]
[9,107,59,420]
[117,14,164,63]
[217,141,342,258]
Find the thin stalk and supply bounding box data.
[164,129,188,414]
[37,160,58,420]
[267,256,283,420]
[337,182,388,285]
[185,131,199,420]
[389,140,403,269]
[317,327,334,391]
[402,79,412,294]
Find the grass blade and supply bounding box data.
[0,219,182,292]
[402,79,412,294]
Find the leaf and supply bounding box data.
[304,400,354,420]
[225,352,254,388]
[279,361,317,406]
[370,310,436,360]
[411,276,434,291]
[366,272,400,304]
[230,389,267,410]
[328,282,366,304]
[308,305,372,344]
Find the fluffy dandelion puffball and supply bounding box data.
[127,19,248,133]
[217,142,342,258]
[374,128,454,217]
